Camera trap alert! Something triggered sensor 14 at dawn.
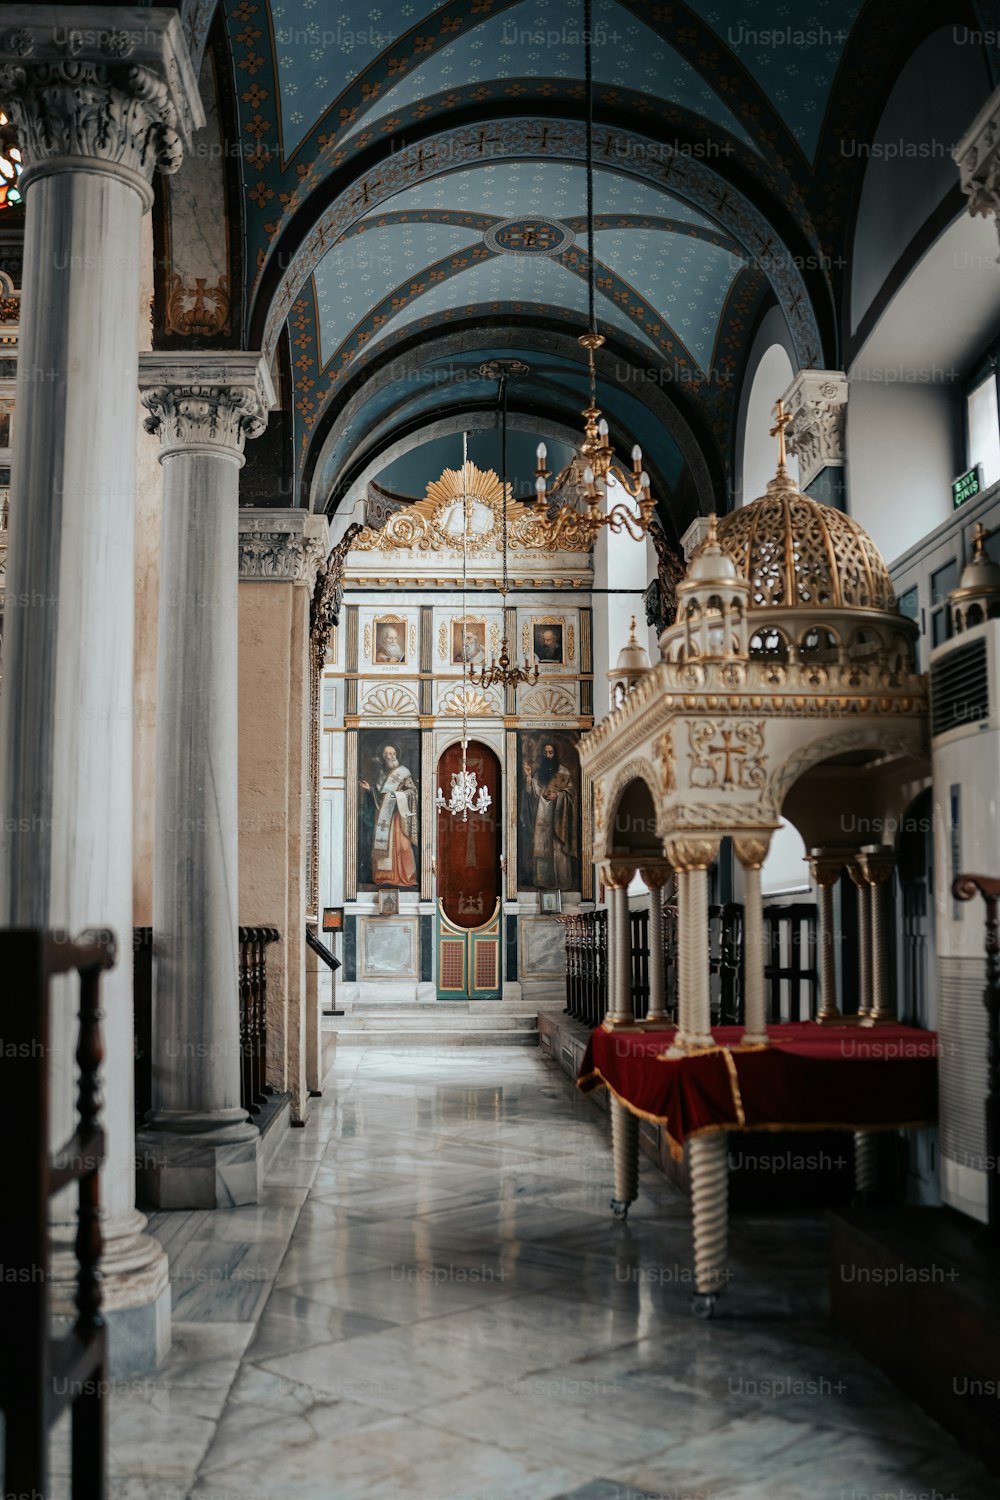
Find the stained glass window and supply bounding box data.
[0,112,22,210]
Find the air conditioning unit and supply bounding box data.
[930,616,1000,1223]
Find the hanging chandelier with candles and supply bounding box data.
[469,363,539,692]
[435,432,493,821]
[528,0,656,548]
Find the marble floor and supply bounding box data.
[53,1048,1000,1499]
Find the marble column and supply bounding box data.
[735,836,771,1046]
[237,509,330,1119]
[857,844,897,1025]
[136,354,274,1208]
[0,10,202,1374]
[809,848,845,1024]
[603,863,636,1025]
[641,863,672,1025]
[668,839,718,1051]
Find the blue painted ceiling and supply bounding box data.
[219,0,884,504]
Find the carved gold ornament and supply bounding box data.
[521,684,577,718]
[653,731,676,795]
[438,622,448,662]
[716,468,895,612]
[689,721,766,791]
[362,684,419,718]
[441,686,495,717]
[352,462,595,555]
[164,272,231,339]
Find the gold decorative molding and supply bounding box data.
[438,621,448,662]
[664,836,720,872]
[733,835,771,871]
[653,730,675,796]
[441,685,495,717]
[521,684,577,718]
[361,684,419,718]
[353,461,594,555]
[164,272,231,339]
[689,720,766,791]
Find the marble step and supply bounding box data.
[333,1011,538,1031]
[332,1027,540,1047]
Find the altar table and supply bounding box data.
[576,1021,938,1313]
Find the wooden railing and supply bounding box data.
[2,928,116,1500]
[563,899,817,1029]
[133,926,280,1123]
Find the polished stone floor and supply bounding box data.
[55,1048,1000,1498]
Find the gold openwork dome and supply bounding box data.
[716,465,896,613]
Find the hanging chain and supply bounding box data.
[500,376,510,597]
[585,0,595,340]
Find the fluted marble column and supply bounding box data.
[136,353,274,1208]
[857,844,896,1025]
[0,10,202,1374]
[848,859,873,1020]
[668,839,719,1051]
[809,848,845,1024]
[603,863,636,1026]
[735,836,771,1046]
[641,863,672,1025]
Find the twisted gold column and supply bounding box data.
[848,860,873,1020]
[857,845,896,1025]
[641,862,672,1025]
[689,1131,730,1313]
[809,850,845,1024]
[734,837,771,1046]
[853,1131,879,1198]
[610,1097,640,1218]
[603,863,636,1027]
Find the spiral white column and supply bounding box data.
[644,872,669,1024]
[810,850,844,1024]
[610,1098,640,1216]
[689,1131,730,1304]
[849,860,873,1020]
[735,837,770,1046]
[859,845,896,1025]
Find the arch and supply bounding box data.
[600,758,665,862]
[259,119,823,370]
[767,724,931,850]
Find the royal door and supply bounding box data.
[435,740,502,999]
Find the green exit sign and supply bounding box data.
[953,465,982,509]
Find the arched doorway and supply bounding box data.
[435,740,502,1000]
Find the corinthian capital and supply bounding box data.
[780,369,848,490]
[955,83,1000,255]
[140,352,274,463]
[0,7,204,207]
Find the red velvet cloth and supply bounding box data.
[577,1022,937,1160]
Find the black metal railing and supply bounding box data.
[563,898,818,1029]
[133,926,281,1123]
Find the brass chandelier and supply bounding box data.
[529,0,656,546]
[469,366,539,691]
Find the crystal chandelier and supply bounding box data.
[470,364,539,691]
[435,432,492,821]
[530,0,655,546]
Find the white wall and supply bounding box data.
[741,342,799,506]
[846,380,954,564]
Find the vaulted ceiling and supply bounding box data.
[182,0,989,529]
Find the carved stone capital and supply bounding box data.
[140,352,274,463]
[780,369,848,490]
[639,860,673,889]
[955,84,1000,255]
[856,844,896,888]
[238,510,330,586]
[602,861,636,890]
[808,847,847,889]
[0,8,204,209]
[733,835,771,872]
[664,836,719,872]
